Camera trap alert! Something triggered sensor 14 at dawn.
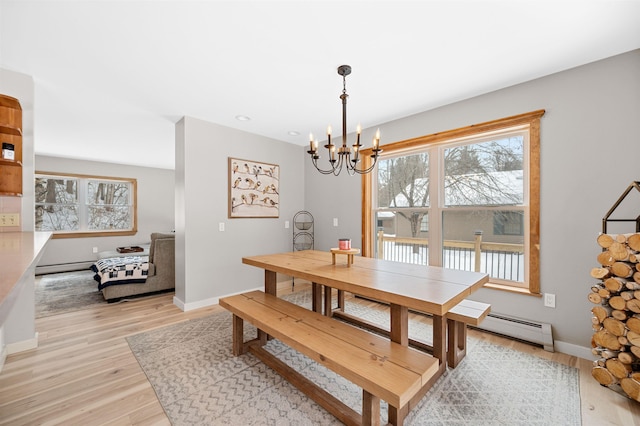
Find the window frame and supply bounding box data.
[35,171,138,239]
[360,110,544,295]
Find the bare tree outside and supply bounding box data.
[444,137,523,206]
[378,152,429,240]
[35,175,133,232]
[375,136,525,279]
[35,176,79,231]
[87,181,132,230]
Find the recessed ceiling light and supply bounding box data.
[235,115,251,121]
[288,131,300,136]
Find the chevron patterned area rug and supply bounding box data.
[127,290,581,425]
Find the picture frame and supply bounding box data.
[228,157,279,218]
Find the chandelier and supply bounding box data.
[307,65,382,175]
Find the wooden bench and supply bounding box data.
[446,299,491,368]
[220,290,440,426]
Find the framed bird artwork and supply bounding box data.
[228,157,279,218]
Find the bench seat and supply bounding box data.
[220,290,440,426]
[447,299,491,368]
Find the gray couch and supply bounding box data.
[101,232,175,301]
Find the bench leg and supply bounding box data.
[232,314,244,356]
[337,289,345,311]
[362,390,381,426]
[447,319,467,368]
[388,404,408,426]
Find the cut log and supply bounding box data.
[609,296,627,310]
[636,290,640,300]
[606,358,632,379]
[594,329,622,350]
[619,336,630,346]
[588,292,602,304]
[620,377,640,402]
[618,352,635,365]
[604,277,626,292]
[597,234,615,249]
[616,234,633,243]
[592,305,611,323]
[611,262,634,278]
[631,345,640,359]
[610,242,633,261]
[634,271,640,284]
[628,234,640,252]
[598,288,611,299]
[611,310,628,321]
[627,298,640,314]
[592,366,617,386]
[630,253,640,263]
[591,267,611,279]
[626,281,640,290]
[627,317,640,334]
[603,317,627,337]
[628,331,640,347]
[597,251,616,266]
[621,291,635,301]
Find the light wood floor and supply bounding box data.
[0,282,638,425]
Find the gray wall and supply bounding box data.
[175,117,304,309]
[304,49,640,358]
[35,155,175,270]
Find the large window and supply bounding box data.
[35,172,137,238]
[361,110,544,295]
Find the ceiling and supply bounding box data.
[1,1,639,170]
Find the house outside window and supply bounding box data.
[35,172,137,238]
[361,110,544,295]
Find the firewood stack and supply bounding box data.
[590,233,640,402]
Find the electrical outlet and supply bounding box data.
[0,213,20,227]
[285,220,290,229]
[219,222,225,232]
[333,218,338,227]
[544,293,556,308]
[92,247,98,253]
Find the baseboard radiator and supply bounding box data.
[36,261,94,275]
[473,313,554,352]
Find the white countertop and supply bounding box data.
[0,232,52,324]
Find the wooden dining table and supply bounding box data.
[242,249,489,414]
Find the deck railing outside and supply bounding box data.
[376,230,524,282]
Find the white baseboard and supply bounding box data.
[7,332,39,355]
[173,285,263,312]
[554,340,594,361]
[0,346,6,373]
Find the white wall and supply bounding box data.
[175,117,304,309]
[305,49,640,359]
[35,155,175,270]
